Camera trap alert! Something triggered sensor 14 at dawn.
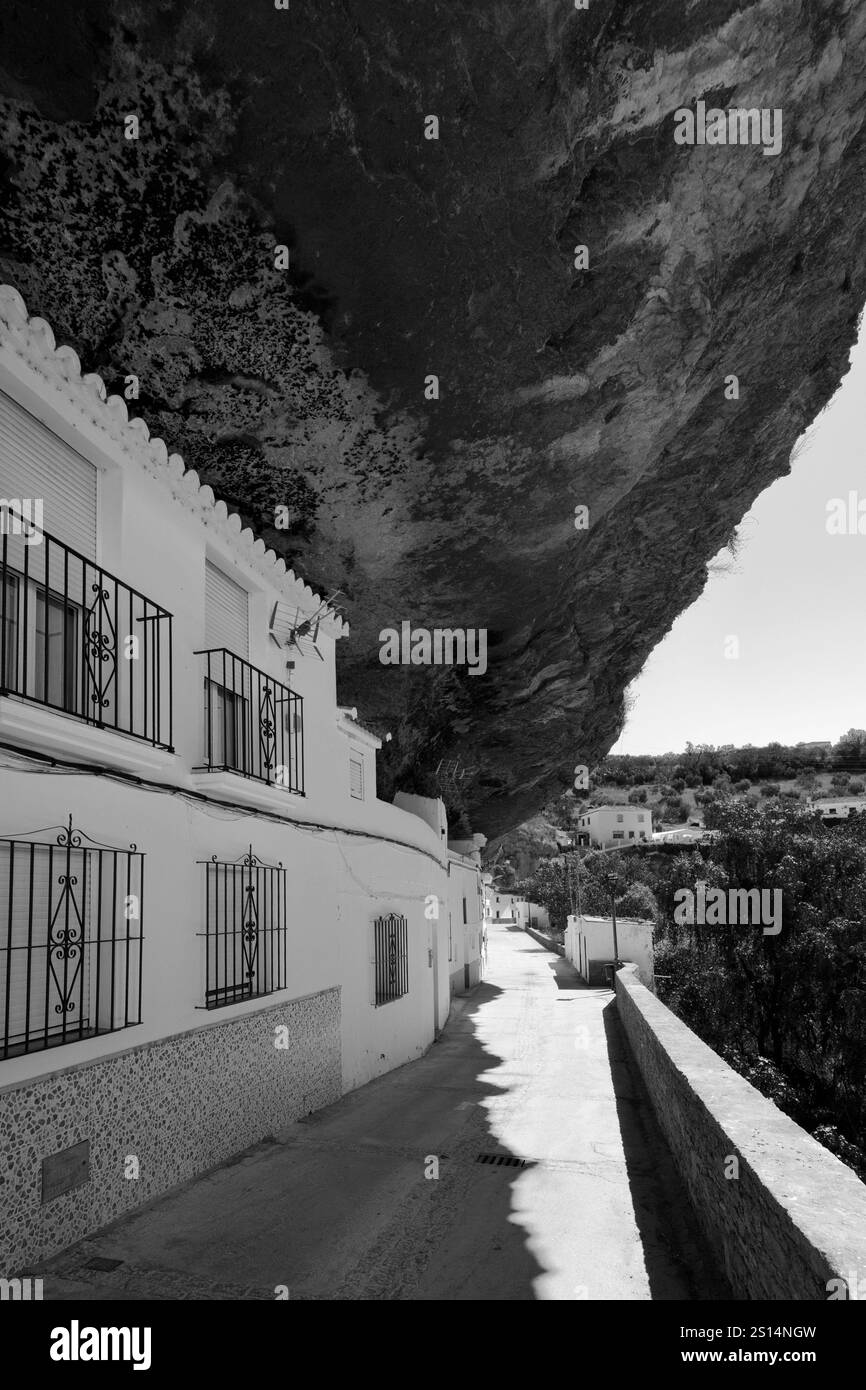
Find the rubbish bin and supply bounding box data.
[603,961,623,990]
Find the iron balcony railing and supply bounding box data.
[0,507,173,748]
[195,648,304,793]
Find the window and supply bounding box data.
[0,819,144,1060]
[199,847,287,1009]
[0,570,83,715]
[462,896,467,924]
[350,750,364,799]
[35,588,80,709]
[637,813,645,822]
[204,676,249,773]
[205,561,249,658]
[373,913,408,1006]
[1,571,18,687]
[0,389,98,559]
[0,528,172,747]
[612,832,624,840]
[628,831,634,839]
[616,814,624,823]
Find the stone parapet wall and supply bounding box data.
[615,964,866,1300]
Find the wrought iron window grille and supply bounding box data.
[373,912,409,1006]
[0,816,144,1060]
[197,846,287,1010]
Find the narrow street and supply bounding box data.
[43,924,725,1301]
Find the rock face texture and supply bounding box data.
[2,1,866,836]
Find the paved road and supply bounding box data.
[43,924,725,1300]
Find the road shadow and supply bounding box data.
[601,996,733,1300]
[547,957,585,991]
[38,976,547,1302]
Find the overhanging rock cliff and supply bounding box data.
[2,0,865,836]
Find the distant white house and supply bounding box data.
[808,797,866,821]
[483,889,549,932]
[575,805,650,848]
[652,826,718,846]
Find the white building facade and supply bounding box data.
[575,805,650,848]
[483,889,549,932]
[0,287,471,1271]
[565,914,654,988]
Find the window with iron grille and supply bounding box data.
[349,750,364,799]
[199,847,287,1009]
[373,913,408,1006]
[0,817,144,1060]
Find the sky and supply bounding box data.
[611,320,866,755]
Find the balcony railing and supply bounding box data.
[195,648,304,794]
[0,509,173,749]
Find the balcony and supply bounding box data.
[0,511,173,749]
[195,648,304,794]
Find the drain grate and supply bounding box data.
[84,1257,124,1272]
[475,1153,527,1168]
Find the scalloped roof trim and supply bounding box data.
[0,285,348,639]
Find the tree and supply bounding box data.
[616,881,658,921]
[833,728,866,759]
[653,799,866,1175]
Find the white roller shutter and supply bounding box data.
[350,750,364,799]
[0,390,98,559]
[205,561,249,657]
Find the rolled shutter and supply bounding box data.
[350,750,364,799]
[0,390,98,559]
[205,561,249,658]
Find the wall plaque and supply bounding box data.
[41,1139,90,1204]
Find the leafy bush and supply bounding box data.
[616,881,657,921]
[655,800,866,1176]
